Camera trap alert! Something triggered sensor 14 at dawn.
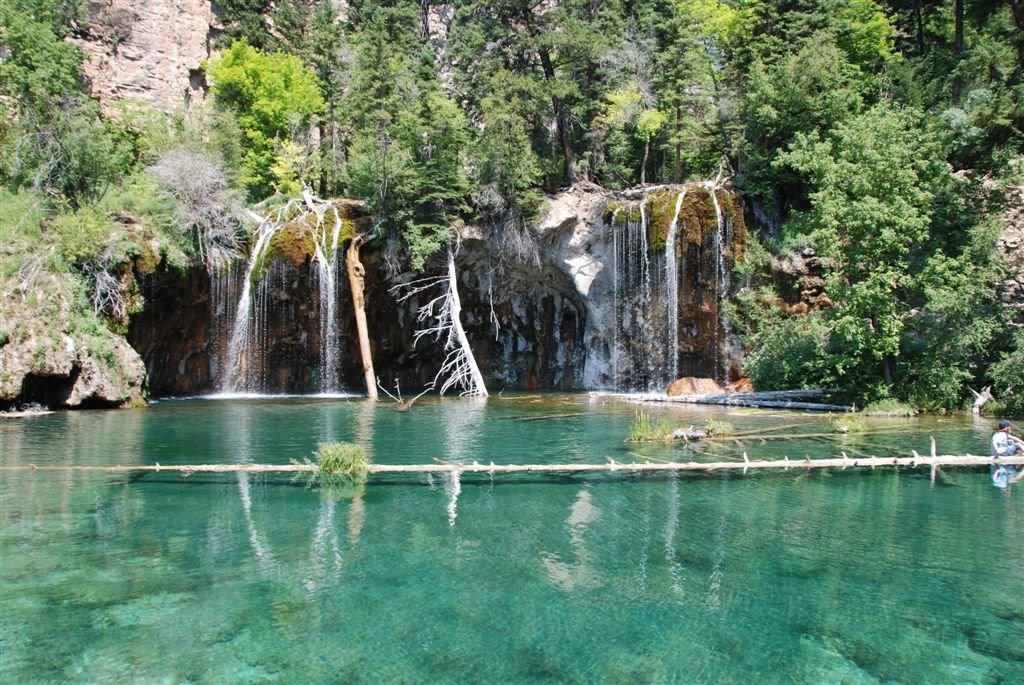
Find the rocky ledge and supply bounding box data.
[1,268,146,411]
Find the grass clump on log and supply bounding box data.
[629,410,675,442]
[316,441,369,477]
[704,417,734,436]
[293,442,368,496]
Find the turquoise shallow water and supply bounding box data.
[1,396,1022,684]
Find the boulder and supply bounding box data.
[666,377,722,397]
[722,377,754,394]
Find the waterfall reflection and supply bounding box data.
[541,487,601,591]
[237,471,277,574]
[706,479,729,612]
[303,496,342,596]
[664,471,684,597]
[229,403,278,575]
[438,397,487,526]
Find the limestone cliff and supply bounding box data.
[127,182,746,396]
[1,267,146,410]
[71,0,215,113]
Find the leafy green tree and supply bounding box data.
[0,2,85,113]
[989,329,1024,417]
[773,104,1008,405]
[206,39,325,199]
[3,98,131,208]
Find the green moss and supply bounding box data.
[603,200,631,225]
[135,240,161,275]
[645,188,679,252]
[720,188,747,264]
[341,218,357,242]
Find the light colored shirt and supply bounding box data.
[991,431,1021,457]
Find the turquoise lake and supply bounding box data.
[1,395,1022,683]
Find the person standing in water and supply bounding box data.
[990,420,1024,489]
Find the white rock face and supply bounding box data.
[71,0,216,113]
[533,184,618,388]
[999,185,1024,322]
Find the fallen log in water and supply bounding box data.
[603,389,853,412]
[3,455,1021,476]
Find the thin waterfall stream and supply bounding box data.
[218,205,347,394]
[610,183,734,392]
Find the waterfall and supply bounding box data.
[610,183,732,392]
[706,180,731,382]
[664,189,687,383]
[311,211,343,393]
[218,203,346,394]
[221,226,277,393]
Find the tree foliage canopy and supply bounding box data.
[2,0,1023,409]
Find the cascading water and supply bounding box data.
[706,180,728,381]
[220,226,277,393]
[609,182,734,392]
[218,202,346,394]
[311,211,343,392]
[664,189,687,383]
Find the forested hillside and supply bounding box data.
[1,0,1022,411]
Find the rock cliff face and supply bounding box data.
[128,183,746,396]
[71,0,215,113]
[1,269,146,410]
[998,185,1024,323]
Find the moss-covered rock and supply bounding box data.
[249,199,371,283]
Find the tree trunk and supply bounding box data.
[537,47,578,186]
[641,139,649,185]
[952,0,964,103]
[674,103,682,183]
[346,237,377,399]
[914,0,924,54]
[446,251,488,396]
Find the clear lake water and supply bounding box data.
[1,395,1022,683]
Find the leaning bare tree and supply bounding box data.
[392,247,488,397]
[150,148,243,271]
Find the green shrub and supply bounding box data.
[989,330,1024,417]
[629,410,675,442]
[315,442,368,478]
[832,413,867,434]
[49,206,119,263]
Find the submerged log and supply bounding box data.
[3,455,1021,475]
[610,388,852,412]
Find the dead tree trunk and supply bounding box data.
[391,249,488,397]
[444,250,488,396]
[969,386,992,414]
[346,235,377,399]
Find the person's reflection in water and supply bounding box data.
[990,420,1024,491]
